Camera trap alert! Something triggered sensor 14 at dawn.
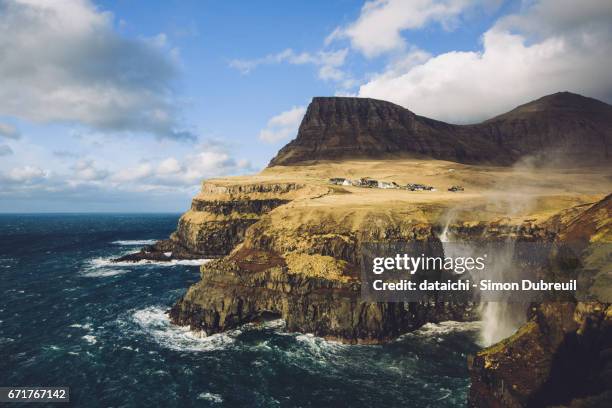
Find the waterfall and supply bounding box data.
[479,302,526,346]
[438,223,526,347]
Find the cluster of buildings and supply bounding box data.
[328,178,464,192]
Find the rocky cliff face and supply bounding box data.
[114,181,316,262]
[168,211,484,343]
[469,194,612,407]
[166,181,593,343]
[269,92,612,167]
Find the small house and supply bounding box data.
[329,178,347,185]
[378,181,398,189]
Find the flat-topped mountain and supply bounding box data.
[269,92,612,166]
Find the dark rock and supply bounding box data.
[468,194,612,407]
[269,92,612,167]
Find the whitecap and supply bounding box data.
[111,239,159,246]
[396,321,482,341]
[81,269,128,278]
[69,323,93,330]
[286,333,349,362]
[130,306,236,352]
[82,335,97,344]
[88,257,211,268]
[197,392,223,403]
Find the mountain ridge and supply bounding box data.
[269,92,612,167]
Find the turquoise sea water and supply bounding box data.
[0,214,481,407]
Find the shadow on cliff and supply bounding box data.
[526,314,612,407]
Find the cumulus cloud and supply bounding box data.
[357,0,612,122]
[230,48,350,83]
[326,0,487,58]
[72,159,109,181]
[7,165,49,183]
[110,144,252,187]
[113,163,154,183]
[258,106,306,143]
[0,0,193,140]
[0,142,254,211]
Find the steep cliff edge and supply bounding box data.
[469,194,612,407]
[115,181,327,262]
[165,158,609,343]
[269,92,612,167]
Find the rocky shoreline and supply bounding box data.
[115,172,610,406]
[114,91,612,406]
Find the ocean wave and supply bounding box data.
[82,334,97,344]
[88,257,211,268]
[197,392,223,403]
[81,268,129,278]
[397,321,482,341]
[294,333,348,352]
[69,323,93,331]
[111,239,159,246]
[130,306,236,352]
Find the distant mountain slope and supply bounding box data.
[268,92,612,166]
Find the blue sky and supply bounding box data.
[1,0,611,212]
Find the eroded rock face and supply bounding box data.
[114,182,310,262]
[169,244,476,344]
[269,92,612,167]
[165,183,610,346]
[468,194,612,407]
[167,193,567,343]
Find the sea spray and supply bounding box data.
[478,302,526,346]
[438,224,526,346]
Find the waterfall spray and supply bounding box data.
[438,222,526,347]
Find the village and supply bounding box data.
[328,177,464,192]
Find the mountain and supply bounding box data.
[268,92,612,166]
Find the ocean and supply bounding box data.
[0,214,481,407]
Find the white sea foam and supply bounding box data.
[69,323,93,330]
[292,332,349,357]
[397,321,482,341]
[131,306,236,352]
[89,257,211,268]
[197,392,223,403]
[82,335,97,344]
[111,240,159,246]
[81,269,128,278]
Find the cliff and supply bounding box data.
[269,92,612,167]
[116,91,611,404]
[114,181,321,262]
[469,194,612,407]
[160,158,609,343]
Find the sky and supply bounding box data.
[1,0,611,212]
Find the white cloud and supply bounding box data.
[258,106,306,143]
[0,122,20,139]
[181,151,237,182]
[7,165,49,182]
[72,159,109,181]
[230,48,350,82]
[0,0,193,140]
[157,157,181,175]
[113,163,154,183]
[109,145,251,187]
[357,0,612,122]
[327,0,481,58]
